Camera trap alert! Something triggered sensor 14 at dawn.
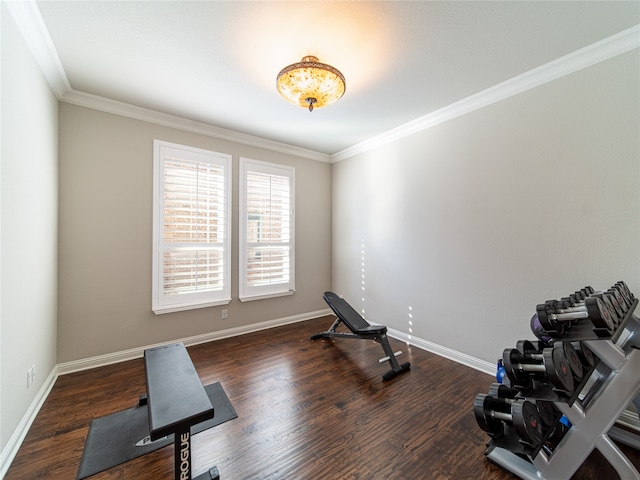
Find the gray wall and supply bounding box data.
[332,51,640,364]
[1,2,59,453]
[57,104,332,363]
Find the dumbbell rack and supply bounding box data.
[486,298,640,480]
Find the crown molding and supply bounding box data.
[331,24,640,163]
[5,0,71,98]
[6,0,331,163]
[60,89,332,163]
[8,0,638,165]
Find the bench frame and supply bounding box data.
[311,292,411,380]
[144,342,220,480]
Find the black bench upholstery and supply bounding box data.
[323,291,388,336]
[144,342,220,480]
[311,292,410,380]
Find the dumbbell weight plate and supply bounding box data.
[536,400,556,428]
[594,293,621,325]
[605,290,625,318]
[585,296,615,331]
[516,339,541,357]
[488,382,518,399]
[561,342,583,381]
[536,304,565,337]
[574,290,587,301]
[543,347,574,394]
[607,283,633,314]
[473,393,504,438]
[614,282,633,308]
[502,348,533,391]
[574,342,596,367]
[511,399,544,446]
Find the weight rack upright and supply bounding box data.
[486,298,640,480]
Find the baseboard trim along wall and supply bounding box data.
[3,314,639,477]
[57,309,332,374]
[388,327,496,376]
[0,366,58,479]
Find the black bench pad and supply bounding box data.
[144,342,214,441]
[323,291,387,336]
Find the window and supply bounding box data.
[152,140,231,314]
[240,158,295,301]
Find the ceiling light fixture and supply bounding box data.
[276,56,346,112]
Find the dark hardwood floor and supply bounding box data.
[5,316,640,479]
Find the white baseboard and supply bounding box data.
[0,366,58,479]
[387,327,496,376]
[57,308,331,374]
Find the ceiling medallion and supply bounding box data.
[276,56,346,112]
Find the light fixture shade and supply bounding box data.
[276,56,345,111]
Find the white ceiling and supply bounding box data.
[33,1,640,156]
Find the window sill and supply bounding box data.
[239,290,295,303]
[153,298,231,315]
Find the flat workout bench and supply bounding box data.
[311,291,411,380]
[144,342,219,480]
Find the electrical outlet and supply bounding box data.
[221,309,228,319]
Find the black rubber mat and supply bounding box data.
[76,382,236,479]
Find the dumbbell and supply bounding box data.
[488,382,556,428]
[580,287,626,320]
[559,294,619,327]
[586,285,628,316]
[565,291,624,325]
[474,393,544,446]
[517,340,583,382]
[534,289,615,338]
[503,345,574,394]
[536,296,615,335]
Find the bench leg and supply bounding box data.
[175,427,221,480]
[377,333,410,380]
[175,427,192,480]
[310,317,344,340]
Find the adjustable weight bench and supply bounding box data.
[311,291,410,380]
[144,342,220,480]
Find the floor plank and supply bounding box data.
[5,316,640,479]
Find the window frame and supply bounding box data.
[152,140,232,314]
[239,157,295,302]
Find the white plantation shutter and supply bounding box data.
[240,158,295,301]
[153,140,231,313]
